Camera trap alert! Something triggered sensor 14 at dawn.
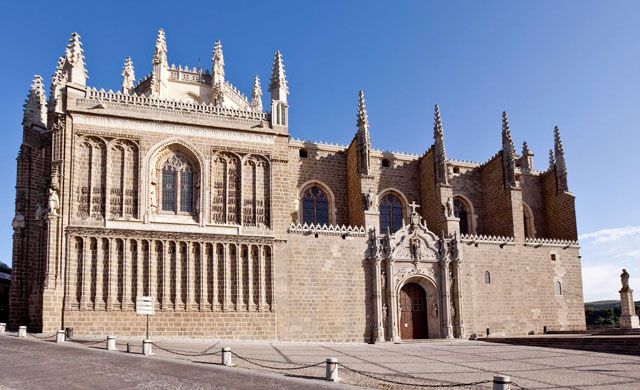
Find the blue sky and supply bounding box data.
[1,1,638,301]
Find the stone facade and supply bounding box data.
[9,30,585,341]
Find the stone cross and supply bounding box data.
[409,201,420,214]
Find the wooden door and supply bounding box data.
[399,283,428,339]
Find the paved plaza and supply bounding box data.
[3,333,640,389]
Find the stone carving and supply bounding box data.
[621,269,630,291]
[35,204,46,221]
[12,213,25,230]
[445,197,454,218]
[433,302,439,318]
[48,188,60,216]
[410,234,422,260]
[149,178,158,214]
[362,188,375,211]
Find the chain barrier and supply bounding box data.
[510,382,528,390]
[150,342,221,357]
[67,337,109,346]
[27,332,57,340]
[230,352,325,371]
[339,363,493,388]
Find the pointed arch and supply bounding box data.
[377,188,408,234]
[453,195,476,235]
[522,201,536,238]
[298,180,336,225]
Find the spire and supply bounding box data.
[23,75,47,129]
[269,50,288,103]
[48,57,66,113]
[433,104,448,184]
[121,57,135,94]
[64,32,87,85]
[521,141,534,171]
[153,28,167,65]
[151,28,169,97]
[212,40,225,85]
[553,126,568,190]
[548,149,555,169]
[356,90,371,175]
[250,75,263,112]
[501,111,517,188]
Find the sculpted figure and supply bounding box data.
[362,188,375,211]
[446,197,454,218]
[12,213,25,230]
[433,302,439,318]
[48,188,60,216]
[35,203,46,221]
[149,179,158,213]
[410,235,422,260]
[621,269,630,290]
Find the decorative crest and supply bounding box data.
[23,75,47,129]
[121,57,135,94]
[250,75,263,112]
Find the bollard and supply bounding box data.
[107,336,116,351]
[325,357,340,382]
[221,347,233,366]
[126,342,131,353]
[0,323,5,333]
[56,330,65,343]
[142,339,153,356]
[18,326,27,338]
[493,375,511,390]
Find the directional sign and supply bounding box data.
[136,296,155,315]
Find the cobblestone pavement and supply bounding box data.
[4,333,640,389]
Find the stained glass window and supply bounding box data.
[453,198,469,235]
[160,152,195,214]
[379,193,403,233]
[162,168,176,212]
[180,170,194,212]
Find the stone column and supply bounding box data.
[107,238,116,310]
[80,237,91,309]
[259,245,267,311]
[199,242,206,311]
[122,238,129,310]
[95,238,104,309]
[149,240,156,307]
[237,244,245,310]
[452,258,465,338]
[186,241,193,310]
[175,241,182,310]
[620,270,640,329]
[387,260,400,342]
[372,257,385,342]
[247,245,255,311]
[212,243,219,310]
[439,259,453,339]
[223,243,232,311]
[44,214,60,289]
[162,241,169,309]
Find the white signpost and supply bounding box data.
[136,296,155,340]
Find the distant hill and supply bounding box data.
[584,300,640,328]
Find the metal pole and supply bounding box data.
[146,314,149,340]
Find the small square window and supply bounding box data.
[381,158,390,168]
[299,149,308,158]
[551,253,557,261]
[453,167,460,174]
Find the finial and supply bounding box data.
[553,126,567,190]
[522,141,530,156]
[357,90,369,129]
[23,75,47,129]
[64,32,88,85]
[434,104,444,137]
[269,50,288,100]
[251,75,263,112]
[212,40,225,84]
[153,28,167,65]
[121,57,135,94]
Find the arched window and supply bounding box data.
[302,185,329,225]
[454,197,472,235]
[379,192,404,233]
[160,152,195,214]
[485,271,491,284]
[523,202,535,238]
[555,281,562,296]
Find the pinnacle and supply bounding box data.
[251,75,263,112]
[153,28,167,64]
[24,74,47,127]
[269,50,288,92]
[548,149,555,168]
[252,75,262,95]
[122,57,135,93]
[434,104,444,137]
[357,90,369,128]
[522,141,531,155]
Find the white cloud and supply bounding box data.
[580,225,640,302]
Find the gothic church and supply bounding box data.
[10,30,585,341]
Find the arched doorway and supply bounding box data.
[399,283,428,339]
